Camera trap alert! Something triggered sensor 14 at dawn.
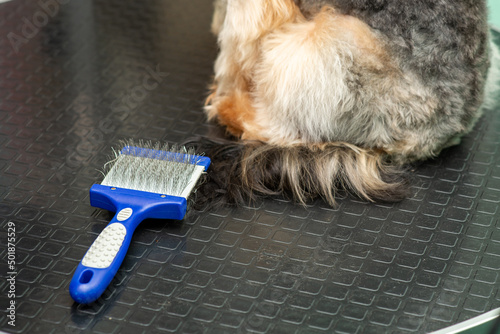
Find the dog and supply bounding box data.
[197,0,490,207]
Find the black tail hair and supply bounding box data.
[183,136,411,209]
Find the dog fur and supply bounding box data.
[200,0,490,206]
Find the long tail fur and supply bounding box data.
[185,137,410,208]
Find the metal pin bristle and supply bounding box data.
[100,140,206,198]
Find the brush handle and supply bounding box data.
[69,207,141,304]
[69,185,187,304]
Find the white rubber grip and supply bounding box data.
[82,223,127,268]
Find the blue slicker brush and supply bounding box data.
[69,142,210,304]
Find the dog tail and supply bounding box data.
[185,138,410,207]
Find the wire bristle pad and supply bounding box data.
[100,141,206,198]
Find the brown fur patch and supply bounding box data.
[262,0,302,31]
[210,90,268,140]
[211,95,246,137]
[316,7,395,73]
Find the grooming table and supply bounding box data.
[0,1,499,333]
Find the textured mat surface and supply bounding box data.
[0,1,499,333]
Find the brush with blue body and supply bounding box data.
[69,141,210,304]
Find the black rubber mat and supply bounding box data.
[1,1,499,333]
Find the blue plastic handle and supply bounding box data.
[69,185,187,304]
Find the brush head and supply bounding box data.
[100,141,210,199]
